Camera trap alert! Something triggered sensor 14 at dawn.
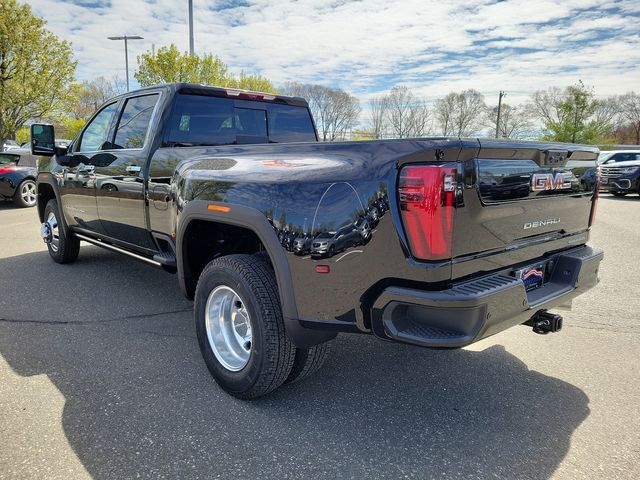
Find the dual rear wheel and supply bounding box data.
[195,254,332,399]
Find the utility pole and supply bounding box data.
[188,0,194,55]
[495,90,506,138]
[108,35,144,92]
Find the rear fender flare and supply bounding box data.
[176,200,335,348]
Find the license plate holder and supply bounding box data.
[514,263,547,291]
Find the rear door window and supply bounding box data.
[113,94,159,149]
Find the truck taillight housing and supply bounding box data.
[398,164,457,261]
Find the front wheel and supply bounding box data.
[43,199,80,263]
[195,254,295,399]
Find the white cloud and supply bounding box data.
[27,0,640,108]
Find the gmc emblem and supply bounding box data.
[531,173,571,191]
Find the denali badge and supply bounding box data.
[524,218,560,229]
[531,172,571,191]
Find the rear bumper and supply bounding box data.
[370,245,603,348]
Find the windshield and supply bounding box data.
[165,94,317,146]
[316,232,335,239]
[597,152,615,164]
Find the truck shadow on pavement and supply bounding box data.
[0,248,590,479]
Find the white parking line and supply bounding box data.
[335,250,363,262]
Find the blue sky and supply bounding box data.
[29,0,640,106]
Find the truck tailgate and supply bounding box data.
[451,140,599,279]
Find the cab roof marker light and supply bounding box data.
[224,89,277,101]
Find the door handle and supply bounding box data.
[126,165,142,173]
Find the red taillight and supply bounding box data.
[398,164,457,261]
[0,165,15,175]
[589,166,600,227]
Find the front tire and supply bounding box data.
[43,199,80,264]
[13,179,37,208]
[195,254,295,399]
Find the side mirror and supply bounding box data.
[30,124,55,156]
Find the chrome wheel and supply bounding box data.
[46,211,60,253]
[205,285,252,372]
[20,181,37,206]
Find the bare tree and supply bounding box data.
[531,87,566,129]
[281,82,360,141]
[64,76,126,120]
[593,96,621,138]
[434,89,487,137]
[487,103,533,139]
[619,92,640,144]
[385,85,429,138]
[367,96,388,139]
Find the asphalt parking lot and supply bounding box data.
[0,196,638,479]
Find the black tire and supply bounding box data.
[194,254,295,399]
[43,199,80,264]
[13,179,37,208]
[284,341,332,385]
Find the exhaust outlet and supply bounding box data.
[524,310,563,335]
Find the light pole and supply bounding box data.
[188,0,194,54]
[108,35,144,92]
[495,90,506,138]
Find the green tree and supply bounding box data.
[0,0,76,146]
[227,71,276,93]
[135,44,230,87]
[135,44,275,93]
[532,81,612,144]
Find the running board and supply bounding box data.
[74,233,162,267]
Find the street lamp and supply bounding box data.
[108,35,144,92]
[188,0,194,55]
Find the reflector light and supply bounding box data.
[207,204,230,213]
[398,164,457,261]
[0,165,15,175]
[315,265,330,274]
[589,166,600,227]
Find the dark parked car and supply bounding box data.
[597,150,640,196]
[581,168,598,190]
[311,224,361,257]
[0,149,38,207]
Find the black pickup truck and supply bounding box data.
[31,83,603,399]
